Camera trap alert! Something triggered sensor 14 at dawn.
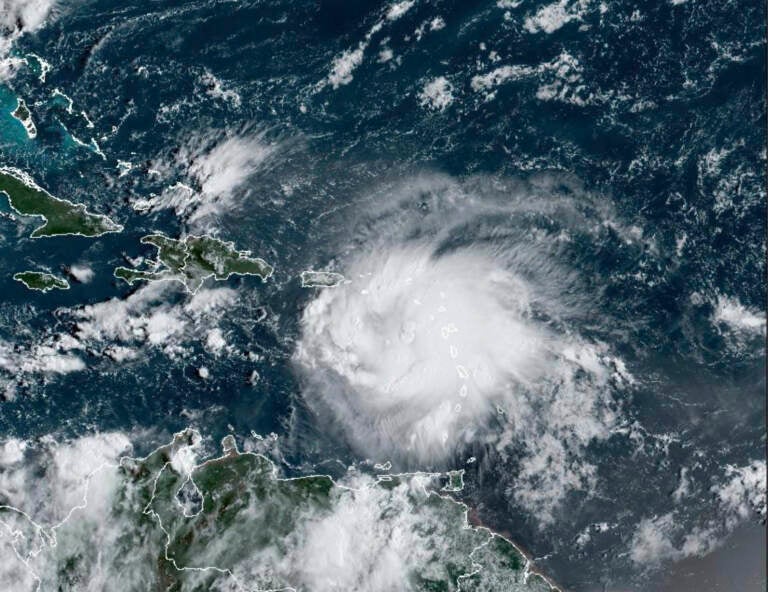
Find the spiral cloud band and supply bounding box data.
[295,175,630,520]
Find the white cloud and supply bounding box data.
[0,432,130,528]
[321,0,416,89]
[0,283,244,389]
[418,76,454,111]
[386,0,415,21]
[0,431,148,590]
[0,439,26,465]
[0,0,53,32]
[471,52,590,106]
[296,482,425,590]
[523,0,590,34]
[0,428,554,591]
[69,283,237,361]
[296,246,554,463]
[200,69,241,107]
[328,45,366,88]
[205,327,227,354]
[672,467,692,503]
[295,175,631,523]
[629,516,723,567]
[186,134,275,222]
[0,341,85,377]
[629,513,678,565]
[68,264,94,284]
[135,132,277,224]
[713,295,765,333]
[629,459,767,567]
[0,0,57,80]
[73,281,183,347]
[713,460,767,526]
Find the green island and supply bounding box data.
[300,270,346,288]
[13,270,70,292]
[0,430,558,591]
[11,98,37,139]
[0,167,123,238]
[115,233,274,293]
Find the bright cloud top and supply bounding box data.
[294,176,632,521]
[297,246,553,461]
[0,0,57,79]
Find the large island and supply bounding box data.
[115,233,274,293]
[0,167,123,238]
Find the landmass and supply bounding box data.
[13,271,70,292]
[11,99,37,139]
[300,270,346,288]
[0,429,559,591]
[115,233,274,293]
[0,167,123,238]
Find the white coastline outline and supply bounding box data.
[113,232,274,295]
[0,428,563,592]
[12,271,70,293]
[0,166,124,239]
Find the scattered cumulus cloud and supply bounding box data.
[133,131,277,224]
[471,51,590,106]
[523,0,590,34]
[629,459,767,567]
[0,283,240,397]
[418,76,454,111]
[321,0,417,89]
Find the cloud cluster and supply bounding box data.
[0,431,151,591]
[0,0,56,79]
[628,459,767,567]
[0,430,551,592]
[133,131,278,225]
[0,283,238,397]
[295,174,632,522]
[321,0,416,89]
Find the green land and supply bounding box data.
[0,430,558,591]
[300,270,346,288]
[11,98,36,139]
[0,167,123,238]
[13,271,70,292]
[115,233,274,293]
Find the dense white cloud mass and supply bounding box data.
[0,0,53,32]
[714,460,767,526]
[0,0,56,79]
[296,477,440,591]
[297,246,551,461]
[295,175,631,521]
[713,294,765,334]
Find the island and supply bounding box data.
[300,270,346,288]
[0,167,123,238]
[11,98,37,139]
[0,429,559,591]
[13,270,70,292]
[115,233,274,293]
